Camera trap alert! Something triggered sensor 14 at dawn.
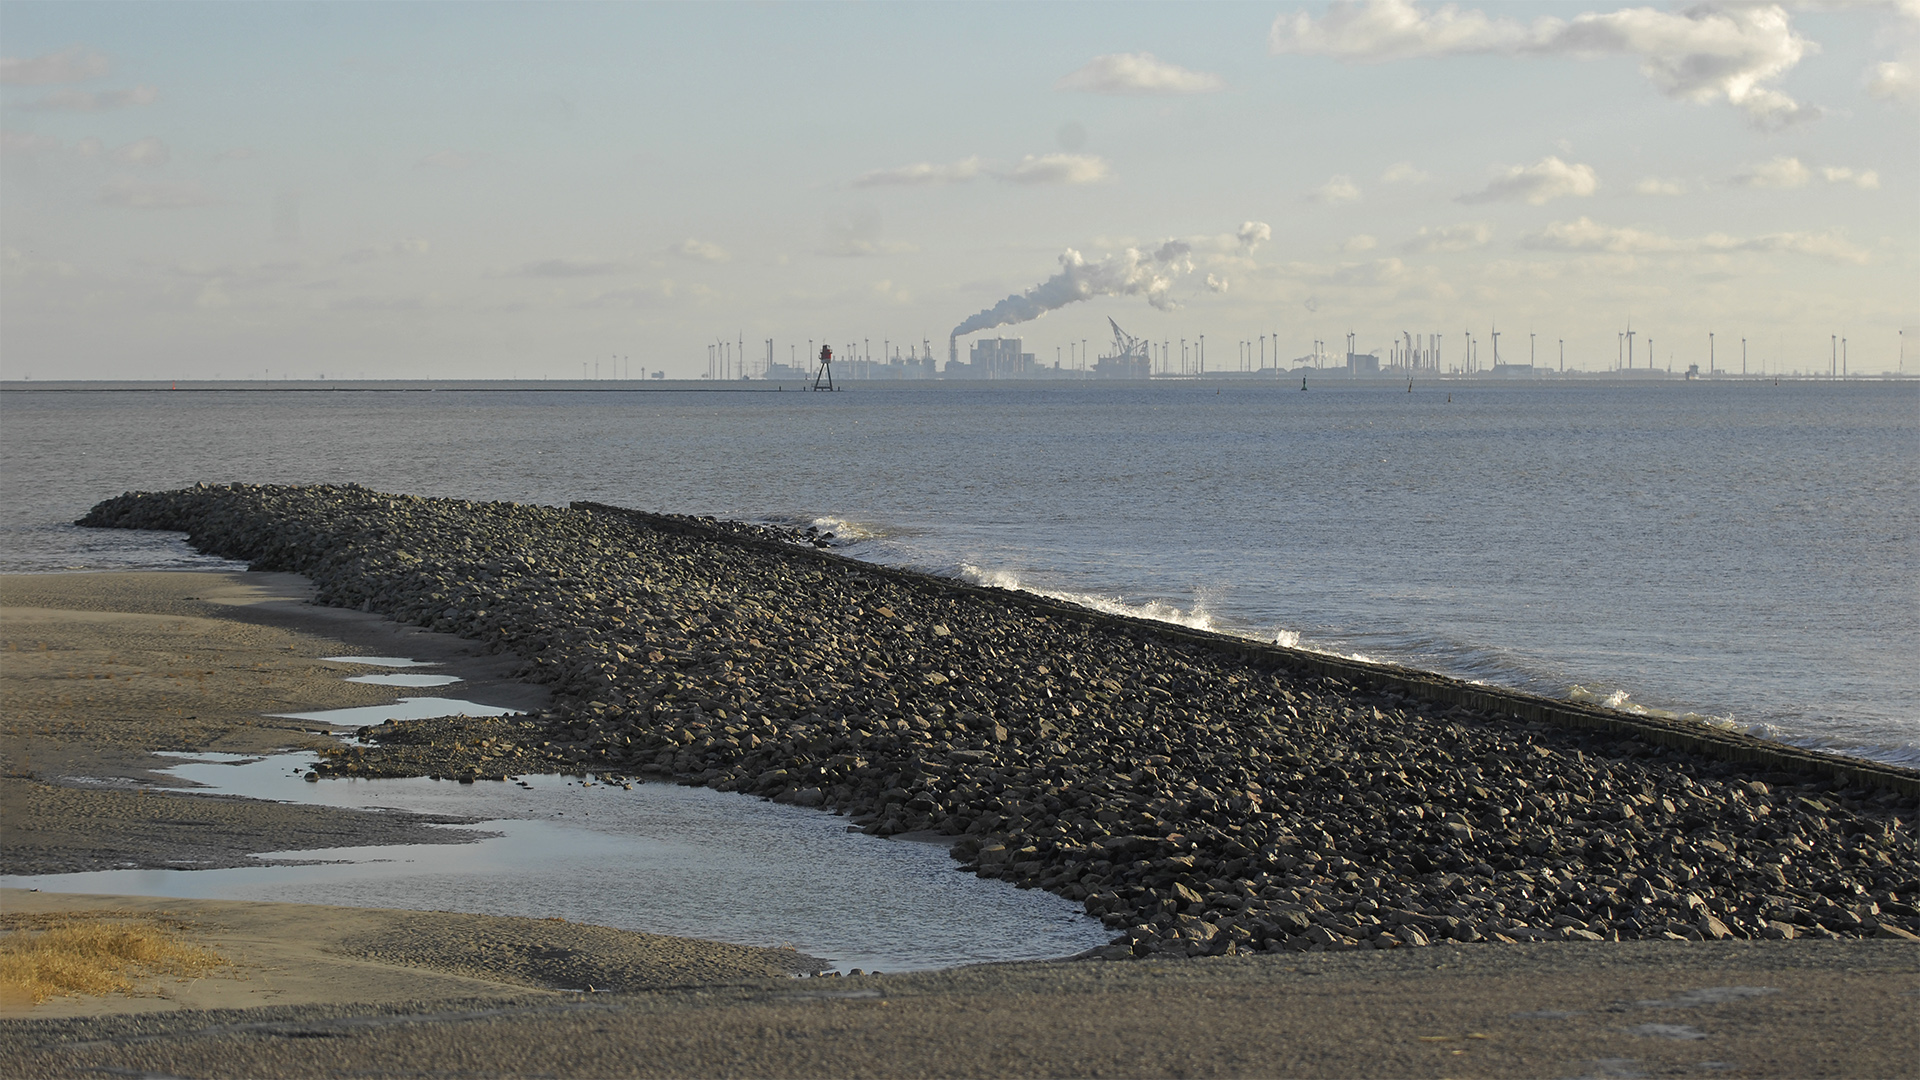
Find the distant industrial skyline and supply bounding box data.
[2,1,1914,380]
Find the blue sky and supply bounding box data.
[3,1,1915,379]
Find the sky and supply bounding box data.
[2,0,1916,380]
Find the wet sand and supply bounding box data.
[2,890,1914,1078]
[3,570,1916,1077]
[1,571,548,873]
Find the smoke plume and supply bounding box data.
[950,223,1266,342]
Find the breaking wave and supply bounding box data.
[952,564,1381,667]
[808,516,884,542]
[957,564,1219,632]
[1568,685,1920,770]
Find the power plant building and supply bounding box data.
[949,337,1038,379]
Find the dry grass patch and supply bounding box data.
[0,911,228,1006]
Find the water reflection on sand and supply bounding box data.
[7,735,1109,973]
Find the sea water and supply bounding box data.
[2,379,1914,766]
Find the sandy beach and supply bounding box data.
[2,544,1916,1076]
[1,571,548,874]
[3,888,1916,1077]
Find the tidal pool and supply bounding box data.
[6,748,1110,973]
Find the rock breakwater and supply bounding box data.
[81,484,1920,956]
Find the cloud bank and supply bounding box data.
[97,176,218,209]
[667,239,730,263]
[1270,0,1818,129]
[851,157,982,187]
[1308,175,1362,203]
[1733,155,1809,187]
[1458,156,1597,204]
[1522,216,1868,263]
[0,46,110,85]
[1055,52,1227,94]
[1004,153,1110,185]
[1403,221,1493,253]
[15,85,157,111]
[850,153,1110,187]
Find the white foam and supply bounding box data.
[810,516,883,541]
[321,656,440,668]
[957,564,1218,632]
[1566,684,1920,767]
[1567,684,1679,719]
[949,563,1403,671]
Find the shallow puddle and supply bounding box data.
[8,754,1108,973]
[345,673,464,687]
[271,696,515,730]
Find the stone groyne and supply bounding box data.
[81,485,1920,956]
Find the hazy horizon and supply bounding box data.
[3,1,1915,380]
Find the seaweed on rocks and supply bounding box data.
[80,484,1920,958]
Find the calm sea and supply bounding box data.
[3,379,1914,767]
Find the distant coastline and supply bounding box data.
[4,373,1916,393]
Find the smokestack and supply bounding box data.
[950,334,958,370]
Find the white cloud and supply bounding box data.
[343,238,430,263]
[1458,156,1596,205]
[1632,176,1688,196]
[0,47,110,85]
[1318,257,1412,287]
[519,257,630,277]
[1403,221,1492,252]
[1521,215,1869,263]
[1733,155,1809,187]
[851,156,981,187]
[824,209,917,257]
[15,85,157,111]
[1867,60,1916,103]
[415,149,477,170]
[97,175,218,209]
[1271,0,1540,60]
[870,278,914,305]
[1205,273,1229,292]
[0,128,61,158]
[114,135,168,167]
[583,280,688,309]
[667,239,730,263]
[1820,165,1881,189]
[1381,161,1430,184]
[1343,234,1378,253]
[824,236,917,257]
[1270,0,1819,129]
[1237,221,1272,249]
[1308,175,1362,203]
[1,130,170,168]
[1002,153,1110,185]
[329,294,427,313]
[1522,217,1678,254]
[1054,52,1227,95]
